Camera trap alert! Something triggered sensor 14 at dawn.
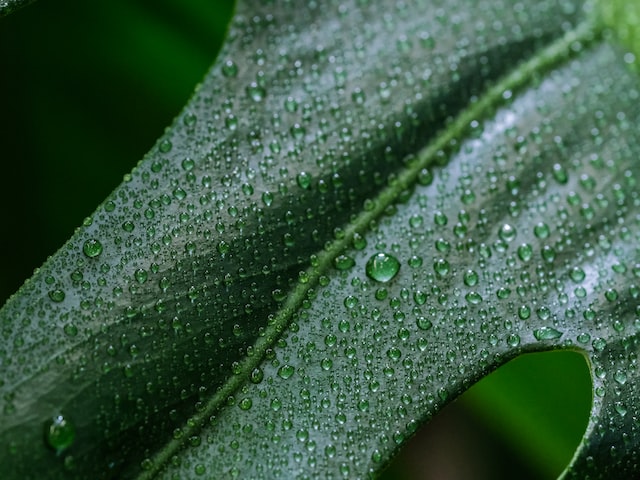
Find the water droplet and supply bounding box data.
[277,364,295,379]
[463,270,478,287]
[518,305,531,320]
[290,123,306,140]
[499,223,516,242]
[577,332,591,344]
[63,324,78,337]
[552,163,568,184]
[297,172,312,189]
[592,338,607,352]
[158,139,172,153]
[533,327,563,341]
[246,82,266,101]
[416,168,433,187]
[507,334,520,347]
[48,289,65,303]
[334,254,355,271]
[352,232,367,250]
[221,60,238,77]
[44,414,75,452]
[134,269,148,284]
[416,316,432,330]
[365,253,400,283]
[83,238,103,258]
[533,222,550,239]
[387,347,402,361]
[570,266,586,283]
[541,245,556,263]
[246,367,263,384]
[614,370,627,385]
[433,258,450,276]
[434,211,448,226]
[465,291,483,305]
[614,402,627,417]
[517,243,533,262]
[181,157,195,171]
[351,88,366,104]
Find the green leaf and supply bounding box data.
[1,0,639,479]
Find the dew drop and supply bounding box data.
[416,316,432,330]
[249,368,264,384]
[246,82,266,101]
[158,139,172,153]
[433,258,450,276]
[552,163,568,184]
[570,266,586,283]
[533,222,550,239]
[297,172,312,189]
[83,238,103,258]
[48,289,65,303]
[221,60,238,78]
[533,327,563,341]
[517,243,533,262]
[277,364,295,379]
[334,254,355,271]
[387,347,402,361]
[463,269,478,287]
[365,253,400,283]
[44,414,75,452]
[499,223,516,242]
[507,334,520,347]
[134,269,148,284]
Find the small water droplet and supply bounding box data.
[158,139,172,153]
[297,172,312,189]
[552,163,568,184]
[134,269,148,284]
[517,243,533,262]
[463,270,478,287]
[334,254,355,271]
[499,223,516,242]
[222,60,238,77]
[246,82,266,101]
[533,222,550,239]
[570,266,586,283]
[44,414,75,452]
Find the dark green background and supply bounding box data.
[0,2,591,478]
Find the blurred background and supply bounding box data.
[0,1,591,478]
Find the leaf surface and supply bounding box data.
[1,0,639,479]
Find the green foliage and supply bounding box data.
[1,0,639,479]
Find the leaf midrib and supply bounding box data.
[139,16,603,480]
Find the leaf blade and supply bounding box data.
[1,0,639,479]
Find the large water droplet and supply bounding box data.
[83,238,103,258]
[365,253,400,283]
[533,327,563,341]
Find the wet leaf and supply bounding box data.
[1,0,639,478]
